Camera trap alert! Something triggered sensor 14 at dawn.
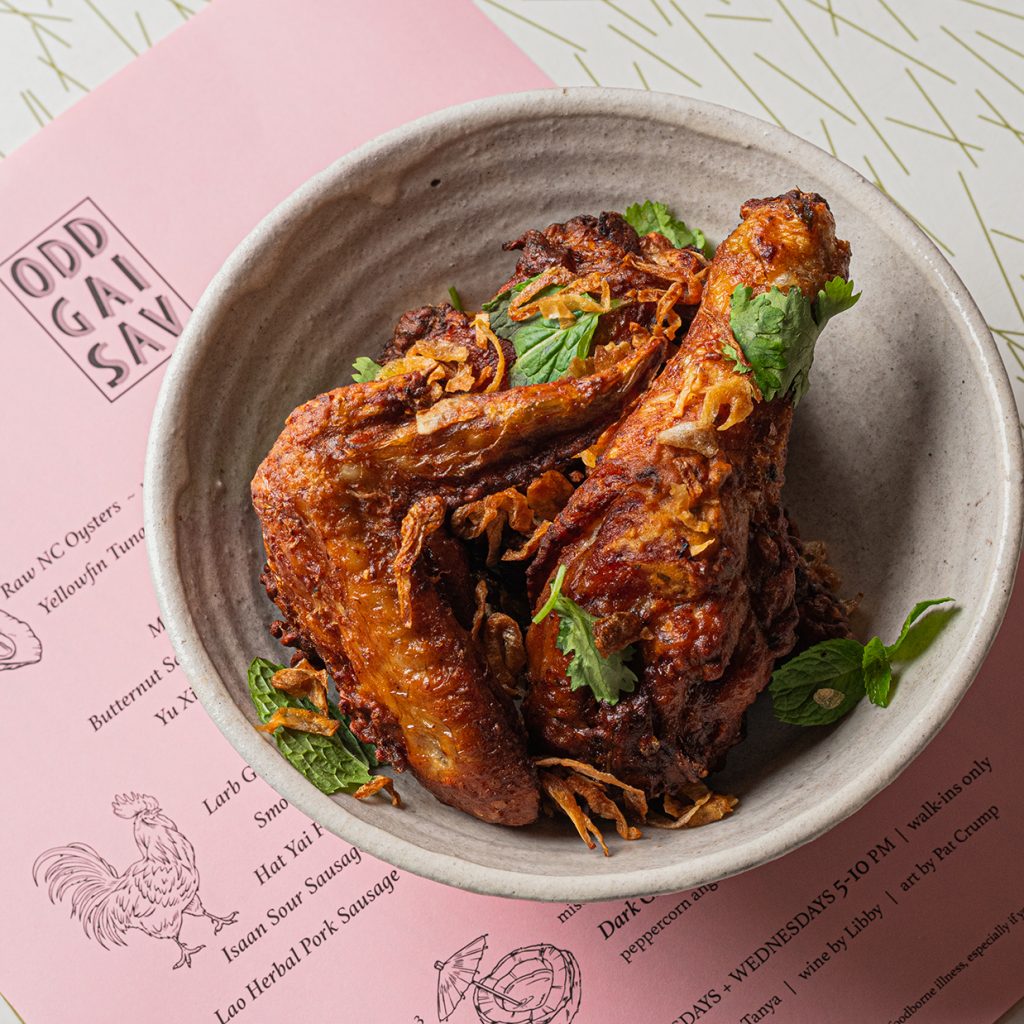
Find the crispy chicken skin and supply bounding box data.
[251,332,668,825]
[524,191,851,798]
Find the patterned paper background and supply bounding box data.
[2,0,1023,417]
[0,5,1022,1023]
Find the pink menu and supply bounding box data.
[1,2,1021,1022]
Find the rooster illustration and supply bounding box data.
[33,793,238,969]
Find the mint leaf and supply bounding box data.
[511,312,600,386]
[486,273,616,384]
[770,639,866,725]
[623,200,708,254]
[533,565,637,705]
[886,598,954,659]
[862,636,892,707]
[482,275,553,342]
[771,597,955,725]
[247,658,373,792]
[447,285,464,311]
[727,276,859,405]
[351,356,382,383]
[326,701,379,768]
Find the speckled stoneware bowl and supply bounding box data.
[144,89,1022,902]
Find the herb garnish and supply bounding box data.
[510,313,601,387]
[726,277,859,405]
[533,565,638,706]
[247,658,375,792]
[624,199,710,255]
[351,356,383,383]
[448,285,464,311]
[769,598,954,726]
[482,274,551,342]
[483,275,610,386]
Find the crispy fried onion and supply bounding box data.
[679,506,716,557]
[624,250,706,295]
[270,659,330,715]
[672,363,761,433]
[379,323,502,396]
[393,496,446,625]
[451,488,534,565]
[353,775,402,807]
[648,781,738,829]
[379,354,439,381]
[578,419,621,469]
[536,757,648,856]
[569,338,635,380]
[526,470,575,522]
[472,314,505,393]
[502,520,550,562]
[657,421,719,457]
[662,482,719,558]
[257,706,339,737]
[482,613,527,699]
[536,758,648,817]
[452,471,574,565]
[509,268,614,329]
[651,280,684,339]
[471,578,490,639]
[536,758,735,852]
[698,375,759,431]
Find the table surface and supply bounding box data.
[1,2,1021,1022]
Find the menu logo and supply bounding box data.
[1,198,190,402]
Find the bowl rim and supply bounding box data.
[144,86,1023,902]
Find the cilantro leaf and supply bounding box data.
[861,636,892,707]
[351,356,382,383]
[815,275,860,327]
[769,638,866,725]
[727,277,860,405]
[511,312,600,386]
[770,598,954,725]
[532,565,637,705]
[722,343,751,374]
[247,658,373,792]
[533,563,569,624]
[728,285,817,403]
[624,200,709,254]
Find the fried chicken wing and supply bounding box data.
[252,331,667,825]
[524,191,851,798]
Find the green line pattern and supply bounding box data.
[0,0,1021,417]
[469,0,1024,416]
[1,0,208,157]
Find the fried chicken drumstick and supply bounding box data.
[524,191,852,799]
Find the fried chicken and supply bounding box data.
[523,191,851,799]
[252,194,851,830]
[251,330,669,825]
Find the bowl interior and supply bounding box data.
[146,90,1020,901]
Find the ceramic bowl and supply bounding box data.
[144,89,1022,901]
